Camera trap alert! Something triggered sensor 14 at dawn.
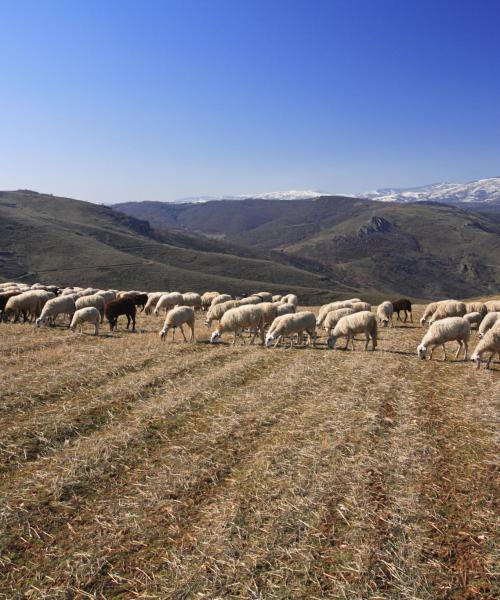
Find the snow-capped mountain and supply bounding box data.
[362,177,500,204]
[172,190,327,204]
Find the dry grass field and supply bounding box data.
[0,306,498,599]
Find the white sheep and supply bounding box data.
[428,300,467,324]
[144,292,166,315]
[417,317,470,361]
[75,293,106,321]
[323,308,356,337]
[211,305,265,345]
[182,292,202,310]
[96,290,116,306]
[154,292,184,316]
[280,294,298,308]
[463,311,483,331]
[420,300,448,325]
[209,294,232,308]
[316,301,354,328]
[254,292,273,302]
[466,302,487,319]
[272,294,283,303]
[36,295,76,327]
[327,311,377,351]
[201,291,220,311]
[205,299,240,328]
[69,307,100,336]
[470,321,500,369]
[4,291,43,322]
[377,301,394,327]
[238,295,263,305]
[159,306,195,342]
[265,312,317,348]
[478,312,500,338]
[276,302,296,317]
[485,300,500,313]
[350,301,372,312]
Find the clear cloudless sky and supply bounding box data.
[1,0,499,203]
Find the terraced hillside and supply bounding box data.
[0,307,497,598]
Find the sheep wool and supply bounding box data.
[417,316,470,361]
[471,321,500,369]
[70,307,100,336]
[159,306,195,342]
[328,311,377,351]
[265,312,317,348]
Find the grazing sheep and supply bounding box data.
[417,317,470,361]
[428,301,467,324]
[105,298,136,332]
[254,302,281,328]
[392,298,413,322]
[210,294,232,309]
[265,312,317,349]
[96,290,116,306]
[327,311,377,351]
[420,300,448,325]
[485,300,500,313]
[350,301,372,313]
[182,292,202,310]
[69,307,100,336]
[323,308,356,337]
[154,292,184,316]
[272,294,283,303]
[466,302,487,319]
[116,290,143,300]
[201,291,220,311]
[478,312,500,338]
[144,292,166,315]
[205,300,240,328]
[211,305,265,345]
[254,292,273,302]
[75,293,106,321]
[463,311,483,331]
[238,295,263,305]
[377,301,394,327]
[276,302,296,317]
[280,294,298,308]
[3,291,42,323]
[470,321,500,369]
[36,295,76,327]
[159,306,195,342]
[316,301,354,328]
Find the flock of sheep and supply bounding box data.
[1,282,499,370]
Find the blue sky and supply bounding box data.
[1,0,499,203]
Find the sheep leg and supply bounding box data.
[189,324,195,342]
[351,336,356,351]
[364,334,369,351]
[442,344,447,361]
[180,325,187,342]
[249,329,257,345]
[273,335,282,348]
[126,315,130,329]
[463,340,468,361]
[409,310,413,323]
[172,328,176,342]
[455,341,462,359]
[344,336,349,350]
[232,331,238,346]
[429,345,435,360]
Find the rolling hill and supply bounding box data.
[0,190,354,303]
[115,196,500,299]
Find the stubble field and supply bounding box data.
[0,306,498,599]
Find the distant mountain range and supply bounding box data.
[159,177,500,206]
[362,177,500,204]
[171,190,328,204]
